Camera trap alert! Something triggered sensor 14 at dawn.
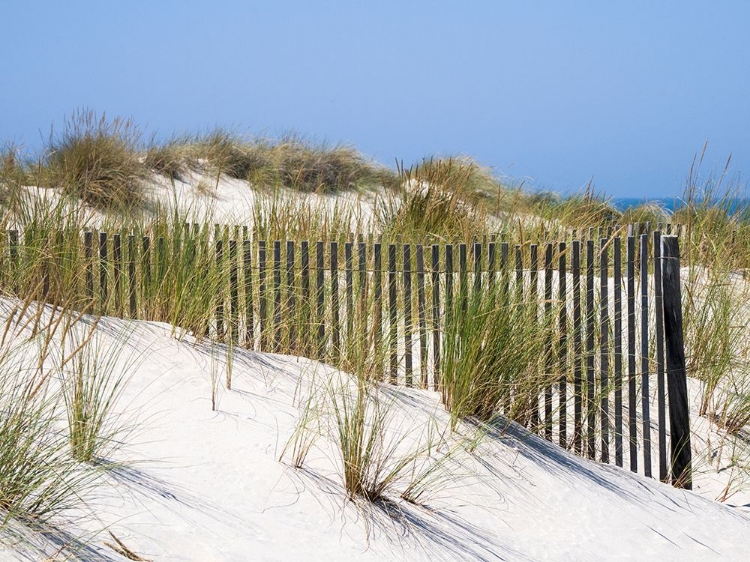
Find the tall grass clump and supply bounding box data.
[676,150,750,438]
[620,202,671,226]
[168,130,396,193]
[378,157,495,241]
[143,134,196,182]
[0,143,31,207]
[43,109,146,210]
[440,278,554,429]
[285,370,451,506]
[261,135,397,193]
[538,184,620,229]
[252,188,367,242]
[59,320,141,463]
[0,300,97,526]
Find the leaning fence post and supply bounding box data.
[660,235,692,489]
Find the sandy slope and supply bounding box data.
[1,309,748,562]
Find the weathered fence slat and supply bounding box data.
[558,242,568,448]
[661,235,691,489]
[287,241,296,353]
[572,240,583,455]
[301,241,310,355]
[113,234,122,315]
[530,244,540,432]
[99,232,108,314]
[84,231,93,301]
[373,243,383,361]
[445,244,454,339]
[345,242,353,350]
[627,234,638,473]
[654,231,668,482]
[544,243,554,441]
[142,236,151,318]
[128,235,136,318]
[215,238,224,340]
[331,241,340,362]
[613,236,624,467]
[473,242,482,294]
[403,244,413,387]
[388,244,398,384]
[416,245,428,388]
[259,240,268,351]
[459,243,468,316]
[640,233,652,478]
[273,241,282,352]
[600,238,610,464]
[585,240,596,460]
[316,241,325,359]
[243,239,254,347]
[431,245,441,388]
[229,240,239,345]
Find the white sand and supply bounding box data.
[2,175,749,561]
[0,306,748,561]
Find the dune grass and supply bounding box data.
[439,273,555,429]
[42,110,146,211]
[59,319,141,463]
[377,158,493,241]
[0,298,100,528]
[145,129,398,194]
[2,117,750,512]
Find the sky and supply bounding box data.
[1,1,748,199]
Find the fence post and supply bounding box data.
[215,238,224,341]
[388,244,398,384]
[259,241,268,351]
[599,238,610,463]
[653,231,668,482]
[99,232,108,315]
[431,245,441,390]
[613,237,624,467]
[288,240,297,354]
[403,244,413,387]
[558,241,568,448]
[230,240,239,345]
[544,243,554,441]
[243,239,254,348]
[530,244,540,432]
[316,241,325,359]
[640,233,652,478]
[84,231,93,301]
[113,234,122,315]
[416,245,428,388]
[331,241,340,362]
[585,240,596,459]
[661,235,692,489]
[627,234,638,473]
[274,240,282,352]
[572,240,583,455]
[128,235,137,318]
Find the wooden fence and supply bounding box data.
[1,224,691,487]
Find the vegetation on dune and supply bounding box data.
[535,184,621,229]
[0,298,112,529]
[377,157,493,241]
[145,128,398,193]
[1,114,750,544]
[43,109,146,211]
[440,280,555,429]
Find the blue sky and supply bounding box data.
[1,1,748,198]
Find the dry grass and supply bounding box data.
[43,110,146,211]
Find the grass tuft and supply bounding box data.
[44,109,146,211]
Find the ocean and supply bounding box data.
[611,197,749,215]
